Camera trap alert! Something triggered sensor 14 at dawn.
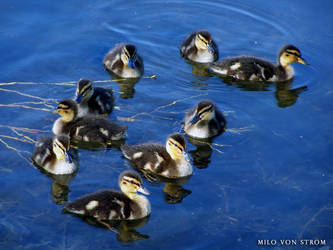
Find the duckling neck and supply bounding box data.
[173,156,193,177]
[127,193,151,217]
[276,64,294,81]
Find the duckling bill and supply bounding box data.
[184,100,226,139]
[31,134,77,175]
[74,78,114,117]
[121,133,192,179]
[180,30,219,63]
[52,99,127,145]
[104,44,144,78]
[210,44,308,82]
[63,171,151,220]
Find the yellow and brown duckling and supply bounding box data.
[63,170,151,220]
[103,44,144,78]
[180,30,219,63]
[74,78,114,117]
[52,99,127,144]
[210,44,308,82]
[184,100,226,139]
[31,134,77,175]
[121,133,192,179]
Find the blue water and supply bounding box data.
[1,0,333,249]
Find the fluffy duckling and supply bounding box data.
[121,133,192,179]
[63,170,151,220]
[180,30,219,63]
[31,134,77,175]
[210,44,308,82]
[184,100,226,139]
[74,78,114,117]
[52,99,127,144]
[104,44,144,78]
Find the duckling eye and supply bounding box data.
[122,181,127,185]
[286,54,290,57]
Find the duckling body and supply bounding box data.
[104,44,144,78]
[184,100,226,139]
[52,99,127,144]
[74,78,114,117]
[211,45,308,82]
[31,134,77,175]
[63,171,151,220]
[180,30,219,63]
[121,133,192,179]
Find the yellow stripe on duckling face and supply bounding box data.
[166,138,185,159]
[195,34,209,50]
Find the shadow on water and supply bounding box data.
[187,136,213,169]
[104,69,141,99]
[70,138,126,151]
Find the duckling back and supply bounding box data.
[121,143,186,178]
[63,189,149,220]
[70,116,127,143]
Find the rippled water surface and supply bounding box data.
[1,0,333,249]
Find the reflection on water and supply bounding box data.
[215,75,307,108]
[32,149,79,205]
[187,136,213,169]
[70,138,126,151]
[274,82,307,108]
[142,171,192,204]
[105,70,141,99]
[186,61,212,78]
[69,214,150,242]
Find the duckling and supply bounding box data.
[63,170,151,220]
[74,78,114,117]
[184,100,226,139]
[104,44,144,78]
[180,30,219,63]
[210,44,308,82]
[52,99,127,144]
[121,133,192,179]
[31,134,77,175]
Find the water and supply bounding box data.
[1,0,333,249]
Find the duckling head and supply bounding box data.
[194,30,215,53]
[52,134,72,163]
[278,45,308,67]
[119,171,150,198]
[121,44,138,69]
[57,99,78,122]
[75,78,93,104]
[166,133,189,160]
[189,100,215,125]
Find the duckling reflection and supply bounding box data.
[50,172,77,204]
[105,70,139,99]
[74,215,150,242]
[187,136,213,169]
[274,81,307,108]
[186,60,212,78]
[142,172,192,204]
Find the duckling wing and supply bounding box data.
[70,116,127,143]
[89,87,115,115]
[31,136,53,166]
[63,190,133,220]
[211,56,275,81]
[180,32,197,58]
[121,144,173,175]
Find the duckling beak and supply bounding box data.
[297,56,309,65]
[137,186,151,195]
[207,43,214,53]
[75,94,83,103]
[128,58,136,69]
[183,151,190,162]
[65,151,72,163]
[189,114,200,125]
